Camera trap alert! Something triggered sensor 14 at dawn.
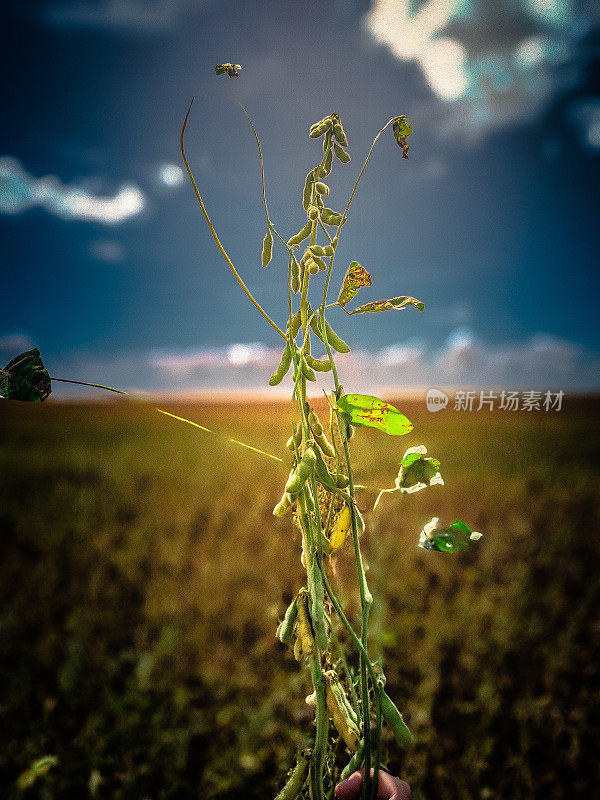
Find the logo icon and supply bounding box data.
[426,388,449,413]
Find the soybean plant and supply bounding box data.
[178,101,482,800]
[1,95,483,800]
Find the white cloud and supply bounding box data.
[0,333,35,354]
[363,0,600,138]
[44,0,202,31]
[156,162,185,187]
[0,157,145,224]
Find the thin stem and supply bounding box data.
[50,377,128,395]
[310,650,328,800]
[180,98,286,340]
[371,691,383,800]
[239,103,270,225]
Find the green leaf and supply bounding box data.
[1,348,52,402]
[396,445,443,493]
[348,296,424,315]
[336,393,413,435]
[392,116,412,159]
[337,262,372,307]
[419,517,483,554]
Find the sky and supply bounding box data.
[1,0,599,395]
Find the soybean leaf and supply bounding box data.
[336,393,412,435]
[1,348,51,402]
[17,756,58,791]
[215,63,241,77]
[337,262,372,308]
[392,115,412,159]
[419,517,483,554]
[395,445,443,493]
[348,296,424,315]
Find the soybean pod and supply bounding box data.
[308,558,328,651]
[380,691,413,746]
[285,447,317,495]
[304,353,332,373]
[274,752,309,800]
[276,595,299,645]
[261,228,273,267]
[288,221,312,247]
[309,309,351,354]
[269,344,293,386]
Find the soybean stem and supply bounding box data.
[180,98,286,340]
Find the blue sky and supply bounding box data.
[1,0,599,394]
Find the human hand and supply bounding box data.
[335,770,412,800]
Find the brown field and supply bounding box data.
[0,397,599,799]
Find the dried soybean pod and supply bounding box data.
[340,741,365,781]
[276,595,299,644]
[303,170,314,209]
[330,505,352,549]
[330,674,360,728]
[333,120,348,146]
[315,181,330,196]
[308,559,328,651]
[287,220,312,247]
[309,245,326,257]
[294,589,314,660]
[301,355,317,381]
[309,311,351,354]
[334,143,351,163]
[269,344,293,386]
[381,691,413,746]
[325,673,360,750]
[305,353,332,373]
[285,447,317,495]
[261,228,273,267]
[274,752,309,800]
[307,205,319,221]
[273,491,293,517]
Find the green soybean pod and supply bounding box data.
[308,409,323,435]
[301,355,317,381]
[315,432,336,458]
[320,207,346,226]
[381,691,413,746]
[269,344,292,386]
[313,256,328,271]
[308,245,326,257]
[287,309,301,339]
[322,244,335,256]
[315,181,330,196]
[274,751,309,800]
[273,491,293,518]
[307,260,319,276]
[309,313,351,354]
[305,353,332,373]
[340,741,365,781]
[286,424,302,451]
[307,205,319,221]
[261,228,273,268]
[291,257,300,294]
[285,447,317,495]
[287,221,312,247]
[333,121,348,146]
[336,473,350,489]
[334,142,351,163]
[276,595,299,644]
[302,170,314,209]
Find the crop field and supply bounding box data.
[1,397,598,799]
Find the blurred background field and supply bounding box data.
[0,397,599,800]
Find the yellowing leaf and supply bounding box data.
[336,393,413,435]
[337,261,372,307]
[348,296,424,315]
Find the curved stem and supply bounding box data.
[180,98,286,340]
[239,102,270,225]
